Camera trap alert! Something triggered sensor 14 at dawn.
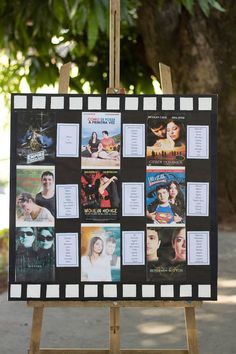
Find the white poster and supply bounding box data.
[122,183,144,216]
[187,231,210,265]
[57,123,80,157]
[187,182,209,216]
[122,231,145,265]
[123,124,145,157]
[56,233,79,267]
[56,184,79,219]
[187,125,209,159]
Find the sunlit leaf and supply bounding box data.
[87,6,98,49]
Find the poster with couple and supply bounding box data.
[16,165,55,227]
[81,170,120,222]
[146,167,185,226]
[146,226,186,282]
[81,112,121,169]
[147,116,186,166]
[81,224,121,282]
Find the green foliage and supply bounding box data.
[0,0,225,95]
[179,0,225,16]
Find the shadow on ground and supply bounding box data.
[0,231,235,354]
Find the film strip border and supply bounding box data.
[12,94,217,112]
[9,283,213,301]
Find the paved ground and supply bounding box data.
[0,230,235,354]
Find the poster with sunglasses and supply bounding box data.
[146,227,186,282]
[146,167,185,226]
[81,170,120,222]
[81,112,121,169]
[147,116,186,166]
[81,224,121,282]
[16,165,55,227]
[16,111,56,165]
[15,227,55,282]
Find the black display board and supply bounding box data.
[9,94,217,301]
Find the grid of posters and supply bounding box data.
[9,94,217,301]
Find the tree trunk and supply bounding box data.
[138,0,236,224]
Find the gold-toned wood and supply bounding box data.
[109,0,120,89]
[120,351,188,354]
[28,306,44,354]
[37,350,109,354]
[159,62,173,94]
[27,300,202,308]
[110,306,120,354]
[58,62,71,93]
[185,307,199,354]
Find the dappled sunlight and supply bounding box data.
[137,322,175,335]
[140,339,159,347]
[218,278,236,288]
[209,295,236,304]
[140,308,182,317]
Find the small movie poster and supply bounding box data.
[147,116,186,166]
[15,227,55,282]
[16,166,55,227]
[16,111,55,165]
[81,224,121,282]
[146,227,186,282]
[81,170,120,222]
[81,112,121,169]
[146,167,185,226]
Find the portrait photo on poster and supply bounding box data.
[81,224,121,282]
[147,115,186,166]
[15,226,55,283]
[81,112,121,169]
[16,111,56,165]
[16,166,55,227]
[146,167,185,226]
[81,170,120,222]
[146,227,186,282]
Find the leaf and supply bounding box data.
[75,5,88,33]
[208,0,225,13]
[198,0,210,17]
[68,0,81,19]
[94,0,107,32]
[87,6,98,49]
[180,0,194,14]
[52,0,66,23]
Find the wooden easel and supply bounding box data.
[28,1,201,353]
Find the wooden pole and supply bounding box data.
[159,62,173,94]
[58,62,71,93]
[109,0,120,90]
[28,306,44,354]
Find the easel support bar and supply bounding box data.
[108,0,121,91]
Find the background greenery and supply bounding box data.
[0,1,234,282]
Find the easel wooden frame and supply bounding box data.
[27,1,201,353]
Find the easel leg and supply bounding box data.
[28,306,44,354]
[109,306,120,354]
[185,306,199,354]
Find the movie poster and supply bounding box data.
[15,226,55,282]
[147,116,186,166]
[16,166,55,227]
[146,227,186,282]
[81,112,121,169]
[81,170,120,222]
[16,111,55,165]
[81,224,121,282]
[146,167,185,226]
